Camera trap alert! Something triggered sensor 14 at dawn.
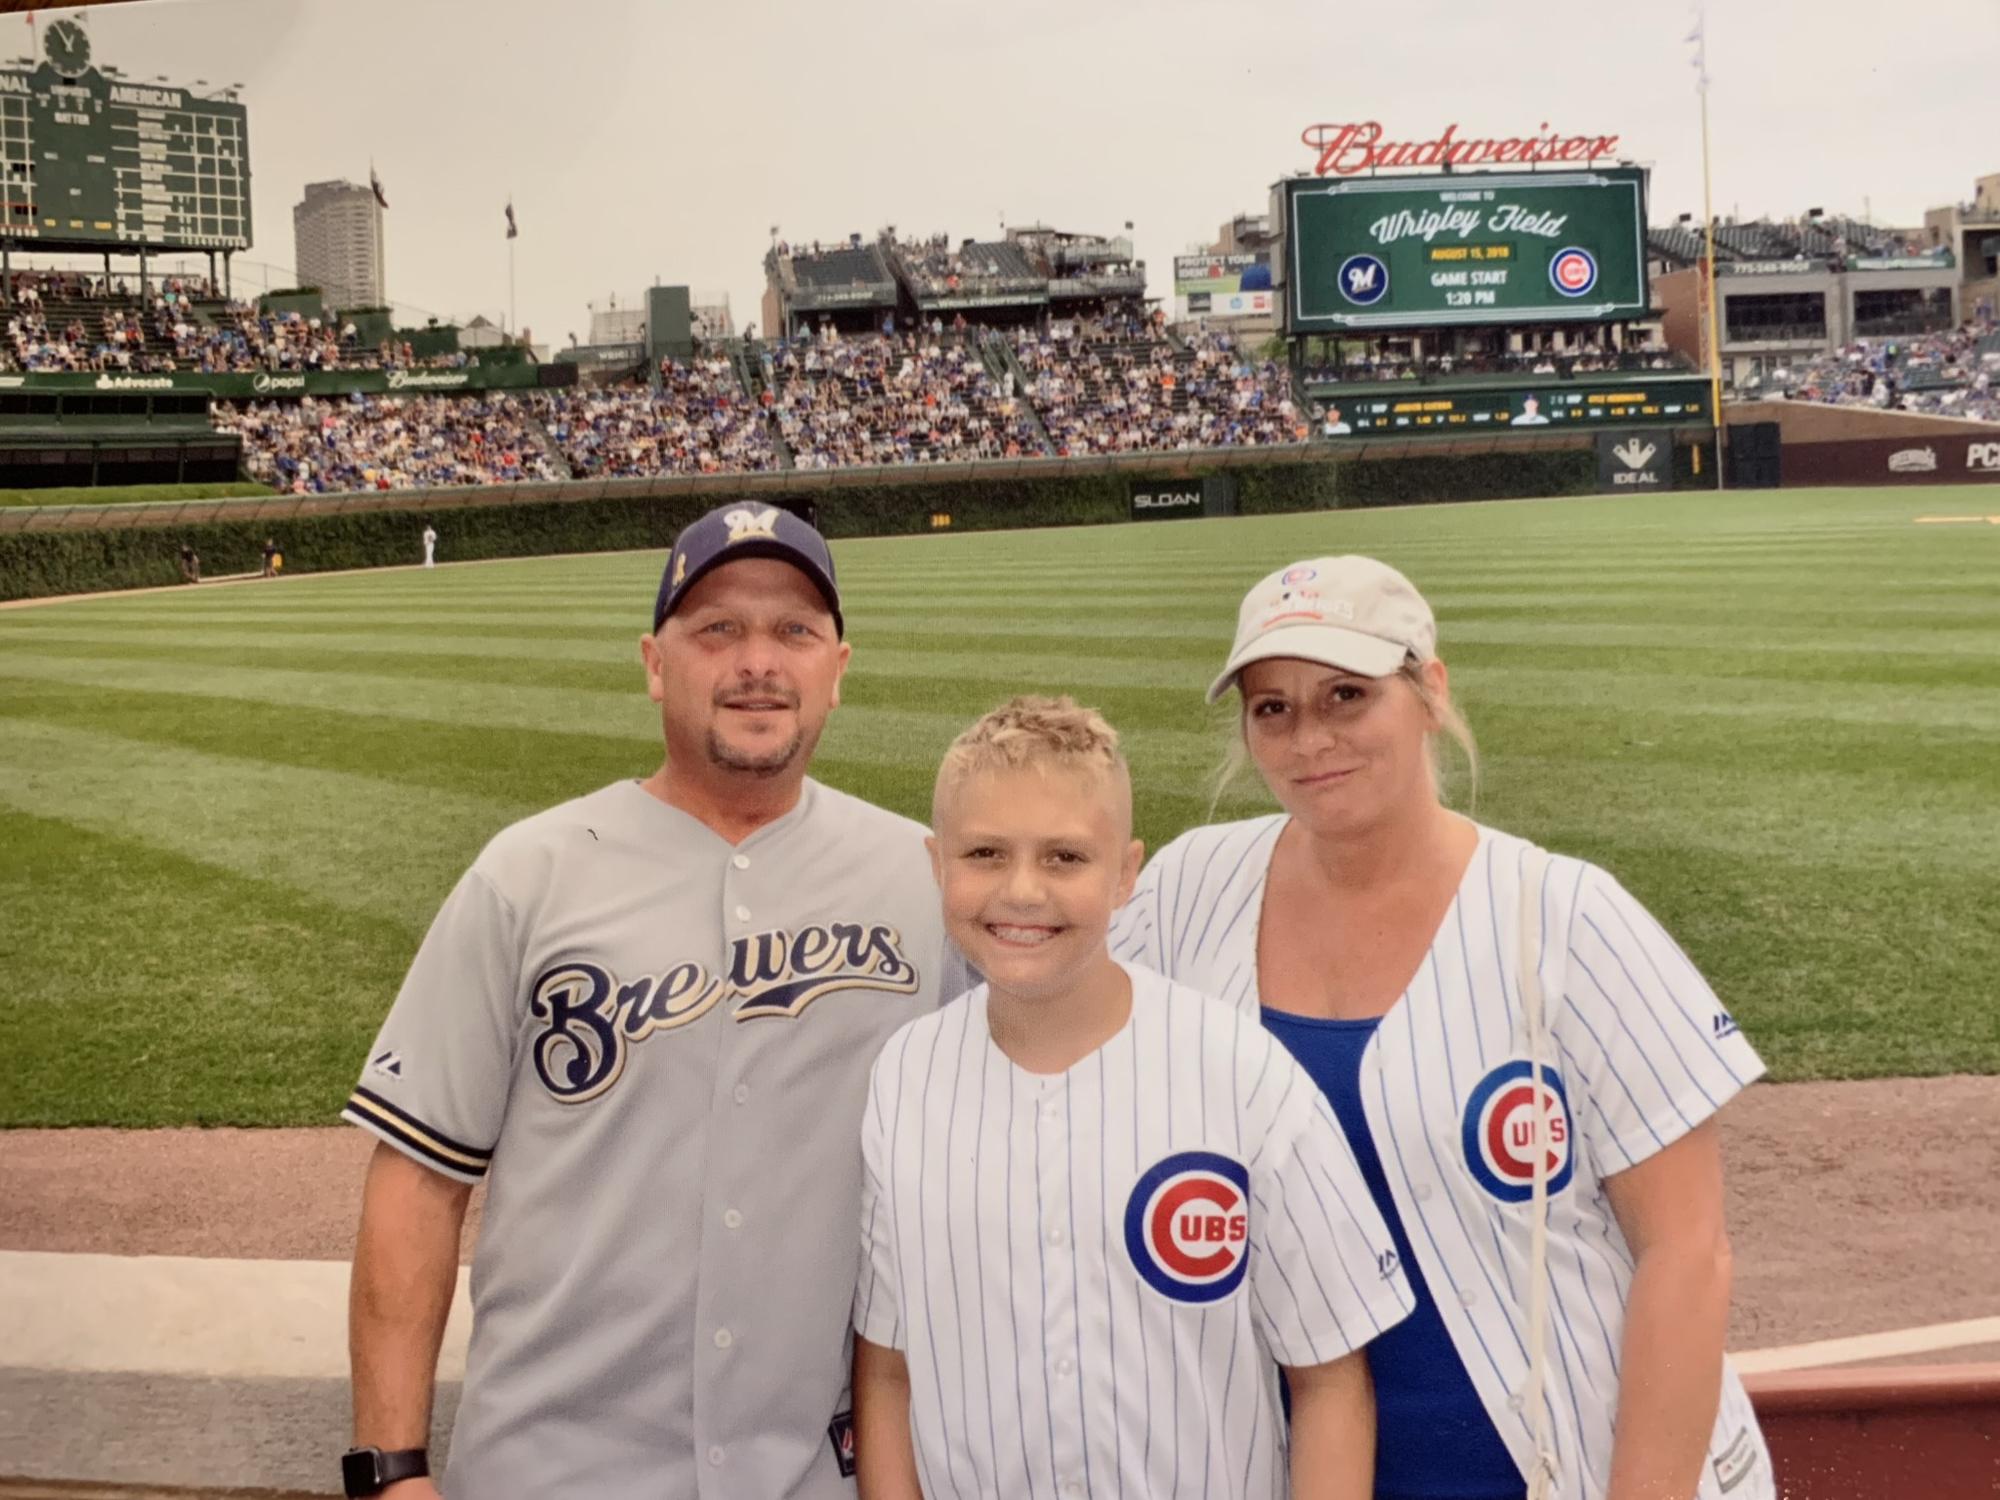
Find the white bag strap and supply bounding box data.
[1517,844,1561,1500]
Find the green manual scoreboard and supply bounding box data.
[1282,168,1646,332]
[0,18,250,250]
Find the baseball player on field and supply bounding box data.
[1110,556,1773,1500]
[341,502,964,1500]
[853,696,1415,1500]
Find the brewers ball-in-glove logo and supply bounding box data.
[1337,253,1390,306]
[1548,246,1598,298]
[1124,1150,1251,1303]
[1461,1060,1575,1202]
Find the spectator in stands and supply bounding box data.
[216,393,563,493]
[534,355,778,477]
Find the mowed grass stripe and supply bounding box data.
[0,719,520,924]
[1,485,1995,1127]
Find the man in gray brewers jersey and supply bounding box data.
[341,503,959,1500]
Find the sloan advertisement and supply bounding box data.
[1780,433,2000,486]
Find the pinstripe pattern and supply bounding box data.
[1112,818,1778,1500]
[854,964,1411,1499]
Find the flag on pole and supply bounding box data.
[1685,5,1710,93]
[505,201,518,240]
[369,167,388,209]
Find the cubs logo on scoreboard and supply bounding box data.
[1124,1150,1251,1303]
[1338,253,1390,306]
[1549,246,1599,297]
[1461,1060,1575,1203]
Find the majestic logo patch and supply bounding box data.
[1124,1150,1251,1304]
[528,924,919,1103]
[827,1411,857,1478]
[1461,1060,1574,1202]
[369,1049,404,1080]
[1712,1010,1740,1041]
[1549,246,1598,297]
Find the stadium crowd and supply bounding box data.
[533,355,778,476]
[215,394,561,491]
[769,331,1042,465]
[1757,325,2000,422]
[1014,325,1304,454]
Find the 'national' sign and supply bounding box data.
[1303,121,1621,176]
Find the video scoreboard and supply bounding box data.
[0,19,251,250]
[1282,168,1646,333]
[1314,375,1708,436]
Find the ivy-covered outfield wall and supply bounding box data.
[0,439,1716,600]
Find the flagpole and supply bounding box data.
[1695,13,1726,491]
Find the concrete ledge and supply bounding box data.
[0,1253,468,1493]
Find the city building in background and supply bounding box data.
[292,179,385,310]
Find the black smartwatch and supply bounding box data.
[341,1446,429,1497]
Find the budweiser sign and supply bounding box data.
[1303,121,1621,176]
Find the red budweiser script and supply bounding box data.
[1302,122,1621,176]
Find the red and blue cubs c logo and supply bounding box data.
[1124,1150,1251,1303]
[1461,1061,1574,1203]
[1549,247,1599,298]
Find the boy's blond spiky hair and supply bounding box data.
[933,695,1132,832]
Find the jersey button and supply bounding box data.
[732,1083,750,1105]
[1458,1288,1477,1307]
[732,853,750,870]
[707,1447,725,1467]
[714,1328,734,1349]
[1047,1226,1065,1246]
[1055,1355,1075,1376]
[1413,1184,1433,1203]
[734,904,752,922]
[723,1208,744,1230]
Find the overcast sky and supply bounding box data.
[34,0,2000,344]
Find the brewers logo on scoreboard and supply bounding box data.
[1281,168,1647,332]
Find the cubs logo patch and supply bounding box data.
[1549,246,1598,298]
[1280,564,1318,585]
[1124,1150,1250,1304]
[1461,1060,1574,1203]
[1337,253,1389,306]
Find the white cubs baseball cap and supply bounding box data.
[1206,555,1437,703]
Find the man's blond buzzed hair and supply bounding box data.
[933,694,1132,832]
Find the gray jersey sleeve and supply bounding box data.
[340,864,521,1182]
[1247,1040,1415,1368]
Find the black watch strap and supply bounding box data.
[342,1446,429,1497]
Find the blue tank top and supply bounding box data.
[1263,1009,1525,1500]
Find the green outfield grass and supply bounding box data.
[2,486,1996,1125]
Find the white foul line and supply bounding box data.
[1731,1314,2000,1375]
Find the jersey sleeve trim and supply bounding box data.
[341,1085,494,1181]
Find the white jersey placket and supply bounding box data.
[1025,1064,1090,1500]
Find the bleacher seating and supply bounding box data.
[769,332,1042,466]
[532,356,778,476]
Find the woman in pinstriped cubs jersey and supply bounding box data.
[853,698,1415,1500]
[1110,558,1773,1500]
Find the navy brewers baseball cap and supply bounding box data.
[653,503,843,637]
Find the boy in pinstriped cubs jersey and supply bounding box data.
[852,697,1414,1500]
